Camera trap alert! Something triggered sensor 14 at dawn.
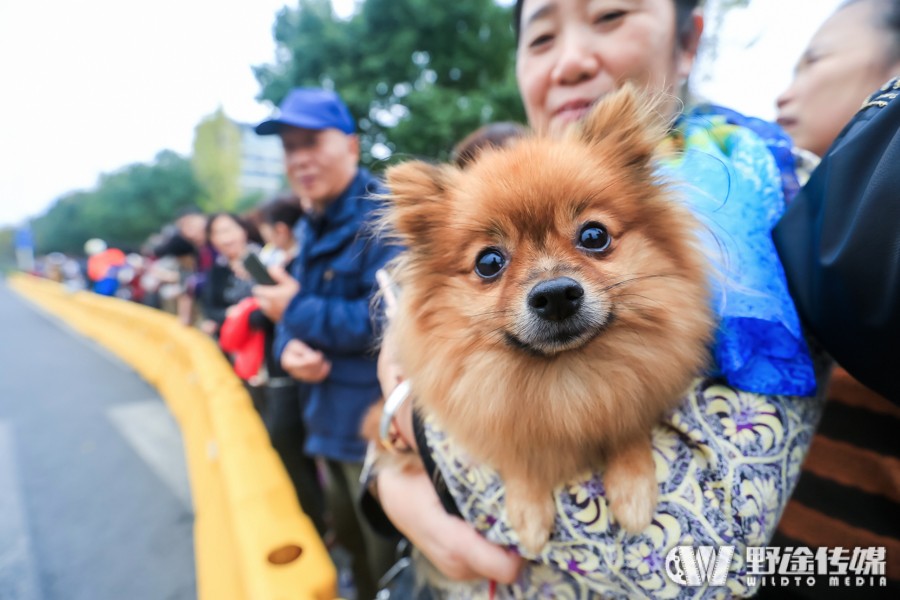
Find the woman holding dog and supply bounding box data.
[374,0,828,596]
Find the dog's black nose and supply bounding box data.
[527,277,584,321]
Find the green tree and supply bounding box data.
[31,150,203,254]
[0,226,16,270]
[253,0,525,168]
[192,108,243,211]
[693,0,752,87]
[32,191,96,255]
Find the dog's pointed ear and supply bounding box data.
[575,83,669,169]
[383,160,453,247]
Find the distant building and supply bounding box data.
[192,109,287,210]
[236,122,285,197]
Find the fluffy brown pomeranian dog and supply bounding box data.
[380,85,715,554]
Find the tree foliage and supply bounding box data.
[694,0,753,85]
[253,0,525,167]
[0,226,16,268]
[21,0,754,260]
[31,150,203,255]
[192,108,243,212]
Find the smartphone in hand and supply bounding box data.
[242,252,277,286]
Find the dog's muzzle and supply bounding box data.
[505,276,608,356]
[527,277,584,321]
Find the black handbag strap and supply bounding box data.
[413,409,463,518]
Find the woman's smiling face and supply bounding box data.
[516,0,701,138]
[208,214,248,261]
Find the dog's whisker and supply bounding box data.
[612,293,667,308]
[600,273,676,292]
[469,310,515,319]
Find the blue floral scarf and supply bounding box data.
[664,107,816,396]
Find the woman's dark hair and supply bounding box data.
[205,212,263,246]
[513,0,701,49]
[258,196,304,229]
[674,0,702,49]
[843,0,900,63]
[153,232,195,258]
[451,121,529,167]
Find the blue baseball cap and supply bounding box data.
[255,88,355,135]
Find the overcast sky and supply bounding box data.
[0,0,842,229]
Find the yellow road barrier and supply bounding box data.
[9,274,337,600]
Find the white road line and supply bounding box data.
[0,421,43,600]
[106,401,193,512]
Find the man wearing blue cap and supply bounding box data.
[253,88,399,599]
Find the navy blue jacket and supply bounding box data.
[774,79,900,401]
[275,169,400,461]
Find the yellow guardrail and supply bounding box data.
[8,274,337,600]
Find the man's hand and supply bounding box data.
[281,339,331,383]
[378,464,523,583]
[252,265,300,322]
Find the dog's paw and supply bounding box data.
[516,502,555,555]
[607,473,656,533]
[505,481,555,555]
[605,438,658,534]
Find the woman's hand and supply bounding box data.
[377,328,405,399]
[376,326,418,450]
[230,260,251,282]
[377,463,524,584]
[252,265,300,322]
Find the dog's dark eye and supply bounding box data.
[474,248,506,279]
[577,222,612,252]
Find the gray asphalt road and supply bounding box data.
[0,281,196,600]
